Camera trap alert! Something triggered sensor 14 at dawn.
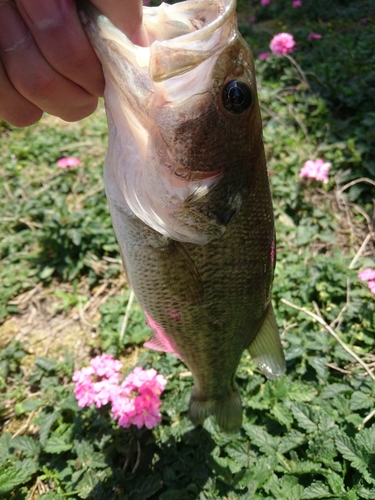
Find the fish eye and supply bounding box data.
[222,80,252,115]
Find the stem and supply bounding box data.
[284,54,310,88]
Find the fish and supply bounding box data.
[80,0,286,433]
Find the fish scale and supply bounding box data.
[81,0,286,432]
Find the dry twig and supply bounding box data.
[281,298,375,381]
[359,408,375,430]
[120,290,135,344]
[12,410,36,438]
[349,233,372,270]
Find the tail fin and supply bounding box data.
[189,385,242,433]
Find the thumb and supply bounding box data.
[89,0,149,46]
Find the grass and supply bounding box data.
[0,0,375,498]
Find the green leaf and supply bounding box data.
[350,391,374,411]
[75,470,98,499]
[355,486,375,499]
[39,266,55,280]
[19,399,43,413]
[335,433,374,484]
[308,357,329,381]
[288,382,317,402]
[44,435,73,454]
[0,433,12,466]
[321,384,352,399]
[326,471,344,496]
[35,356,58,372]
[301,482,335,499]
[36,409,61,446]
[243,424,280,455]
[0,459,38,494]
[271,403,293,429]
[289,404,318,433]
[265,474,304,500]
[128,476,163,500]
[251,455,278,488]
[355,424,375,454]
[59,394,80,412]
[225,441,250,468]
[74,440,95,463]
[283,458,323,475]
[11,435,40,458]
[278,430,306,454]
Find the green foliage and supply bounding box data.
[1,0,375,499]
[98,289,152,354]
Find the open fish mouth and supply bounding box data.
[80,0,245,245]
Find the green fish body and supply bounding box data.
[81,0,285,432]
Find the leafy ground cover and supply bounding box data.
[0,0,375,498]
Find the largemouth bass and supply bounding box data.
[80,0,285,433]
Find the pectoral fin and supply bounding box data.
[247,304,286,380]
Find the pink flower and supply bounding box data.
[249,16,257,23]
[368,281,375,294]
[258,52,271,60]
[292,0,302,6]
[261,0,270,4]
[111,367,167,429]
[56,157,81,168]
[307,33,322,41]
[143,0,151,4]
[92,380,116,408]
[270,33,296,56]
[72,358,167,430]
[90,354,122,378]
[72,365,94,384]
[358,269,375,282]
[299,159,331,184]
[74,384,96,407]
[73,354,122,409]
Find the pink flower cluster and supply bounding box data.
[358,269,375,294]
[270,33,296,56]
[73,355,167,429]
[258,52,271,60]
[307,33,322,41]
[299,159,331,184]
[57,157,81,168]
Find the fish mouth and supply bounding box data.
[81,0,241,245]
[146,0,236,82]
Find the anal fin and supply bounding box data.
[248,304,286,380]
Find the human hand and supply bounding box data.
[0,0,145,127]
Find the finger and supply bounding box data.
[90,0,149,46]
[0,1,99,122]
[0,59,43,127]
[15,0,105,97]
